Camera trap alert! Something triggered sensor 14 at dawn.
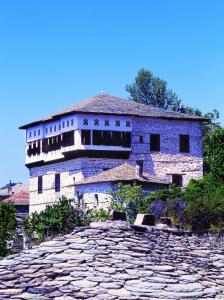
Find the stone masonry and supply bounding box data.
[29,116,203,213]
[0,222,224,299]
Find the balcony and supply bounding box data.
[25,129,132,166]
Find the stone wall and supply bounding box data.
[129,117,203,186]
[0,222,224,299]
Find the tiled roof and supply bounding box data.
[3,190,30,205]
[20,93,206,129]
[74,164,170,186]
[0,184,29,205]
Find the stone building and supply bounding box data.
[20,93,205,213]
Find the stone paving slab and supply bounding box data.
[0,221,224,299]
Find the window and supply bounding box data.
[179,135,190,153]
[93,130,102,145]
[105,120,109,126]
[83,118,88,125]
[94,119,99,126]
[27,141,41,156]
[172,174,183,187]
[46,127,48,134]
[54,125,56,132]
[94,194,99,206]
[62,131,74,147]
[81,130,91,145]
[112,131,122,146]
[38,129,40,136]
[115,120,120,127]
[55,174,60,192]
[150,134,160,152]
[92,130,130,147]
[102,131,112,146]
[126,120,131,127]
[139,136,143,143]
[38,176,43,194]
[62,122,65,128]
[71,119,74,126]
[58,124,61,131]
[50,126,52,133]
[67,120,69,127]
[122,132,131,147]
[34,131,36,137]
[29,132,32,138]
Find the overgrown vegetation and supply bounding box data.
[24,196,109,242]
[125,69,224,233]
[110,183,151,223]
[0,202,17,257]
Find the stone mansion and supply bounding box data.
[20,93,205,213]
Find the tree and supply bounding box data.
[125,68,181,111]
[203,127,224,180]
[126,68,221,175]
[110,183,151,222]
[0,202,17,257]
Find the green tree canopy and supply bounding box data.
[125,68,182,111]
[0,202,17,257]
[203,127,224,180]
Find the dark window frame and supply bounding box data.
[81,130,91,145]
[83,118,88,126]
[38,176,43,194]
[115,120,120,127]
[172,174,183,187]
[55,174,60,192]
[94,119,99,126]
[179,134,190,153]
[126,120,131,127]
[104,120,110,126]
[150,134,160,152]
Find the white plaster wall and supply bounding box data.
[74,182,113,209]
[29,172,74,214]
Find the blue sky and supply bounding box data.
[0,0,223,186]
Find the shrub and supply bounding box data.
[184,174,224,232]
[110,183,151,222]
[0,202,17,257]
[148,186,185,225]
[24,196,109,242]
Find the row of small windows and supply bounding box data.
[45,119,74,134]
[29,129,41,138]
[28,119,131,138]
[38,174,60,194]
[144,134,190,153]
[81,130,131,148]
[29,119,75,138]
[83,119,131,128]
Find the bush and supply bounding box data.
[148,186,185,225]
[0,202,17,257]
[184,174,224,233]
[110,183,151,222]
[24,196,109,242]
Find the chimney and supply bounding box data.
[178,105,186,114]
[8,180,13,195]
[136,160,143,177]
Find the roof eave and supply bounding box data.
[19,111,207,130]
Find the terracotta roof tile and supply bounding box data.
[1,185,29,205]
